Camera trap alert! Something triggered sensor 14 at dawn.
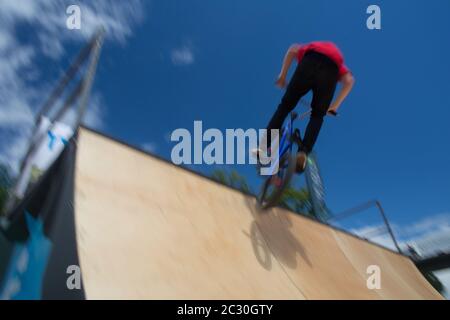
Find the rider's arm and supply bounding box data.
[329,72,355,112]
[276,44,301,87]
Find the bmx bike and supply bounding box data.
[256,109,312,210]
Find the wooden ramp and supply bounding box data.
[74,128,442,299]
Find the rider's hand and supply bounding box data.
[327,110,338,116]
[275,76,287,88]
[327,104,339,116]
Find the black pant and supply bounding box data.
[266,51,339,153]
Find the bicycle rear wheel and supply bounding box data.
[256,151,297,210]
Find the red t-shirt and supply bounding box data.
[297,41,350,78]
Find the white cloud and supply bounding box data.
[349,213,450,252]
[82,95,107,130]
[409,226,450,259]
[0,30,13,51]
[350,224,400,251]
[58,93,106,131]
[171,46,195,66]
[398,213,450,238]
[434,270,450,299]
[0,1,145,56]
[0,98,35,127]
[38,33,65,59]
[0,0,39,21]
[0,0,145,175]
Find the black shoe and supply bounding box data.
[296,152,307,173]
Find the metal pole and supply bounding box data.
[329,199,402,254]
[329,200,377,221]
[34,39,95,123]
[4,29,105,215]
[375,200,402,254]
[75,28,105,126]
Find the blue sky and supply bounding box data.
[97,1,450,234]
[0,0,449,294]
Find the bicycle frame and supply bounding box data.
[263,109,311,176]
[264,113,297,176]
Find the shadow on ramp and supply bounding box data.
[243,196,311,271]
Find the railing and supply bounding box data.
[328,199,402,254]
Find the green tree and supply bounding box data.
[0,163,13,215]
[211,169,252,194]
[278,186,316,218]
[210,169,316,218]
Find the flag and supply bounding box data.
[0,133,85,300]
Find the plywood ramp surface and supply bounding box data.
[74,128,442,300]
